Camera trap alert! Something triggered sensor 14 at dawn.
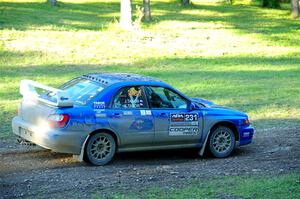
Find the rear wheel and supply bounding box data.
[85,133,116,166]
[209,126,235,158]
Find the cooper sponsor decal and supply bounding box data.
[169,126,199,136]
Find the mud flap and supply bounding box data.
[198,130,210,156]
[235,141,239,148]
[73,135,90,162]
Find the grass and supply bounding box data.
[0,0,300,139]
[101,172,300,199]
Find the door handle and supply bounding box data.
[158,113,168,118]
[112,113,121,118]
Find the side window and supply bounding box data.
[145,86,188,109]
[112,86,147,109]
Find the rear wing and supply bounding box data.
[20,80,73,107]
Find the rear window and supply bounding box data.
[42,78,105,105]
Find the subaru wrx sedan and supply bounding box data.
[12,73,254,165]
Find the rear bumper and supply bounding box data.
[12,116,86,155]
[238,125,254,146]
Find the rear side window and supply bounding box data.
[40,78,104,105]
[112,86,147,109]
[59,78,105,105]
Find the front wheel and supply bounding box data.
[209,126,235,158]
[85,133,116,166]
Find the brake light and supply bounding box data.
[244,119,250,126]
[48,114,70,128]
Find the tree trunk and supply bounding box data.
[262,0,268,7]
[48,0,57,6]
[120,0,132,29]
[143,0,151,22]
[291,0,299,17]
[182,0,190,6]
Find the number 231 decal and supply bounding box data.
[171,113,198,122]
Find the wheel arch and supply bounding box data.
[209,121,239,141]
[74,128,120,162]
[88,128,120,148]
[199,120,239,156]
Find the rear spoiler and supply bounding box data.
[20,80,73,107]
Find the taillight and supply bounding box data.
[48,114,70,128]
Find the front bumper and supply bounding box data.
[238,125,254,146]
[12,116,86,154]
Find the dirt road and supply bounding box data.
[1,127,300,198]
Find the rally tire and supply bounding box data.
[208,126,235,158]
[85,132,116,166]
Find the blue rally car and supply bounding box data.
[12,73,254,165]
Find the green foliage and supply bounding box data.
[262,0,281,8]
[280,0,290,3]
[0,0,300,139]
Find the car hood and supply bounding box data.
[190,97,216,107]
[190,97,248,117]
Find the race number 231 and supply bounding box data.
[185,113,198,121]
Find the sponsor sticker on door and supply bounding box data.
[169,113,199,136]
[169,126,199,136]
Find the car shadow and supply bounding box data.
[1,142,255,176]
[111,146,253,166]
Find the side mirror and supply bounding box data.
[188,102,197,111]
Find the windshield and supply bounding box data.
[42,78,105,105]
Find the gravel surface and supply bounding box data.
[1,126,300,199]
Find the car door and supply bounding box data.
[106,86,154,148]
[144,86,202,146]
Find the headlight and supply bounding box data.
[244,118,250,126]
